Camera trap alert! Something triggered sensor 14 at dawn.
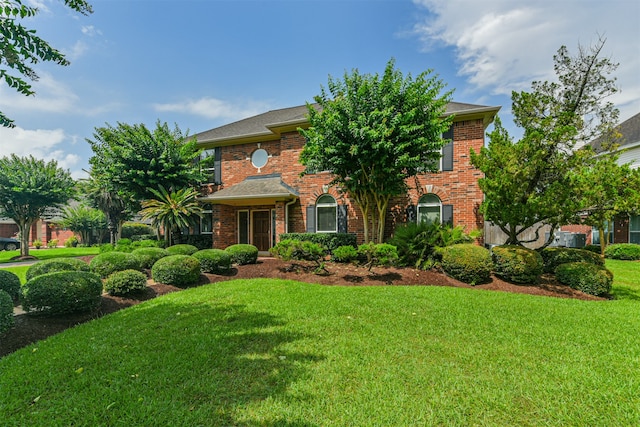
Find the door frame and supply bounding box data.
[251,209,272,251]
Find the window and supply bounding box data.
[630,215,640,244]
[200,148,218,184]
[316,194,337,233]
[238,210,249,244]
[251,148,269,169]
[417,194,441,224]
[200,207,212,234]
[592,221,614,245]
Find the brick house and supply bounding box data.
[560,112,640,245]
[192,102,500,252]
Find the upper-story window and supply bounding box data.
[440,125,454,172]
[316,194,337,233]
[200,148,220,185]
[251,148,269,169]
[417,194,441,224]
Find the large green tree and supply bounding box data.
[139,186,203,247]
[471,38,619,246]
[299,59,453,243]
[0,155,74,256]
[0,0,92,127]
[87,121,204,203]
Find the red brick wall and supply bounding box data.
[206,119,486,248]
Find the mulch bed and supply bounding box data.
[1,257,603,358]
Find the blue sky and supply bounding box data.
[1,0,639,179]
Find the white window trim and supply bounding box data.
[200,208,213,234]
[316,195,337,233]
[417,194,442,224]
[200,148,217,185]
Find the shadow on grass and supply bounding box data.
[611,286,640,301]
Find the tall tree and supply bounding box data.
[0,155,74,256]
[0,0,92,127]
[87,121,204,203]
[572,154,640,256]
[299,58,453,243]
[139,186,203,247]
[471,38,619,246]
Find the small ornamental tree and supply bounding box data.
[0,155,75,256]
[300,58,453,243]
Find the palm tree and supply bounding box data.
[140,186,203,246]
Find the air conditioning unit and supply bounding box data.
[547,231,586,248]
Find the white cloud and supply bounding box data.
[0,72,79,114]
[81,25,101,37]
[152,97,270,121]
[0,126,80,171]
[413,0,640,120]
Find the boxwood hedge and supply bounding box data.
[540,247,604,273]
[225,244,258,265]
[166,244,199,256]
[193,249,232,274]
[0,269,21,302]
[604,243,640,260]
[131,247,170,269]
[104,269,148,296]
[492,245,543,285]
[151,255,201,287]
[555,262,613,296]
[21,271,103,315]
[26,257,90,281]
[441,244,493,285]
[90,251,141,278]
[0,290,13,334]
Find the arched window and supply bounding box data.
[417,194,441,224]
[316,194,337,232]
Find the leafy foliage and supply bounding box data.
[471,38,619,246]
[0,290,14,334]
[130,247,170,269]
[332,245,359,263]
[0,269,21,302]
[555,262,613,296]
[121,222,154,238]
[57,204,107,245]
[104,269,148,296]
[0,155,74,256]
[492,245,544,285]
[279,233,357,252]
[193,249,232,274]
[89,251,141,278]
[21,271,102,315]
[0,0,93,127]
[225,244,258,265]
[151,255,201,287]
[357,242,398,270]
[26,257,90,281]
[604,244,640,261]
[166,244,199,256]
[540,247,604,273]
[440,244,493,285]
[300,58,453,243]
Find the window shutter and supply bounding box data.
[337,204,347,233]
[214,148,222,184]
[442,125,454,171]
[406,205,417,222]
[306,205,316,233]
[442,204,453,225]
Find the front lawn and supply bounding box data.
[0,247,99,263]
[608,259,640,300]
[1,279,638,426]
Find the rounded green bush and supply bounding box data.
[225,244,259,265]
[0,269,21,302]
[104,269,148,296]
[193,249,232,274]
[90,251,141,278]
[441,244,493,285]
[555,262,613,296]
[151,255,201,287]
[332,245,359,263]
[26,257,90,281]
[540,247,604,273]
[583,244,602,254]
[492,245,543,285]
[131,247,170,269]
[604,243,640,260]
[21,271,103,315]
[0,289,14,334]
[166,244,199,256]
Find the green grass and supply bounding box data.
[608,259,640,300]
[0,247,99,264]
[1,278,639,426]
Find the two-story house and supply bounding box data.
[192,102,500,252]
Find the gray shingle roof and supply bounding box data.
[590,112,640,152]
[198,174,299,205]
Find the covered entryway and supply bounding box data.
[252,210,271,251]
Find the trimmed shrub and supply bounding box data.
[104,269,148,296]
[47,239,58,248]
[99,243,115,253]
[21,271,103,315]
[0,290,14,334]
[193,249,232,274]
[175,234,212,250]
[540,247,604,273]
[441,244,493,285]
[279,233,357,251]
[332,245,359,263]
[114,238,134,253]
[151,255,201,287]
[492,245,543,285]
[131,247,170,269]
[90,251,141,278]
[166,244,199,256]
[225,244,259,265]
[131,239,163,249]
[583,244,602,254]
[0,269,21,302]
[64,235,79,247]
[120,222,154,239]
[605,243,640,260]
[357,242,398,269]
[26,257,90,281]
[555,262,613,296]
[271,239,327,262]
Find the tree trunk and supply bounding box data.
[599,227,606,256]
[18,219,33,257]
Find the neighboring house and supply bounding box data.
[0,216,74,247]
[561,112,640,245]
[192,102,500,252]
